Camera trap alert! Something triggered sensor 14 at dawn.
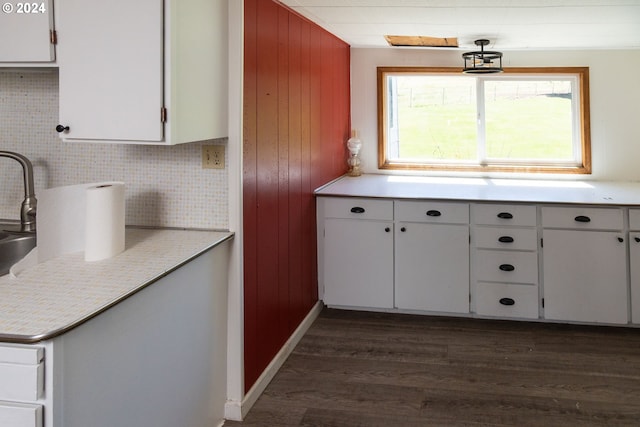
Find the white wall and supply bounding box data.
[351,48,640,181]
[0,69,228,229]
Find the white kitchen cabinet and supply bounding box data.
[322,198,394,309]
[0,239,231,427]
[395,201,469,313]
[0,402,42,427]
[471,204,539,319]
[629,209,640,323]
[0,344,44,427]
[542,206,628,324]
[55,0,227,144]
[0,0,55,64]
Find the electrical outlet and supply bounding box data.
[202,145,225,169]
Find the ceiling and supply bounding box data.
[278,0,640,51]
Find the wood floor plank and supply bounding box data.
[225,308,640,426]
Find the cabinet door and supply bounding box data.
[542,229,628,324]
[630,234,640,323]
[323,219,394,308]
[57,0,163,142]
[395,223,469,313]
[0,0,55,62]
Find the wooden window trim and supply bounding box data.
[377,67,591,174]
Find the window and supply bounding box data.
[378,67,591,174]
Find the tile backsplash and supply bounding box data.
[0,69,228,230]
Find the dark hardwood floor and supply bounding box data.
[225,308,640,426]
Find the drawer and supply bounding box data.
[474,226,538,251]
[475,282,539,319]
[0,345,44,402]
[630,209,640,230]
[322,197,393,221]
[0,402,43,427]
[541,206,623,230]
[395,201,468,224]
[473,250,538,284]
[472,204,536,227]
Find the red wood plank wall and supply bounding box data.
[243,0,351,392]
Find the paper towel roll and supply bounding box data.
[84,183,125,262]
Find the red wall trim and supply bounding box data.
[243,0,351,392]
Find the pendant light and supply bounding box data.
[462,39,503,74]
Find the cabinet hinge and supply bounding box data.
[50,30,57,45]
[160,107,168,123]
[542,298,545,308]
[540,238,543,248]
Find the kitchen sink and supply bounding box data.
[0,227,36,276]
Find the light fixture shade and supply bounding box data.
[462,39,503,74]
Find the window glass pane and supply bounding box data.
[390,75,477,161]
[484,80,574,161]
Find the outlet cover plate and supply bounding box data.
[202,145,225,169]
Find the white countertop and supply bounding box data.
[0,228,233,343]
[315,174,640,206]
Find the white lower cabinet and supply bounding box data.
[0,242,230,427]
[630,209,640,324]
[321,198,394,308]
[394,201,469,313]
[0,344,44,427]
[542,207,628,324]
[471,203,539,319]
[317,197,636,326]
[0,402,42,427]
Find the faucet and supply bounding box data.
[0,151,37,233]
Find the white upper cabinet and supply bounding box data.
[56,0,228,144]
[0,0,55,63]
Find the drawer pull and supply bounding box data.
[426,210,442,217]
[574,215,591,223]
[498,236,514,243]
[350,207,365,214]
[499,264,515,272]
[497,212,513,219]
[499,297,515,306]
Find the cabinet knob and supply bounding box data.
[56,124,70,133]
[498,236,514,243]
[497,212,513,219]
[574,215,591,223]
[499,264,515,272]
[426,210,441,217]
[499,297,515,306]
[635,237,640,243]
[400,227,406,232]
[385,227,391,233]
[350,207,365,214]
[618,237,624,243]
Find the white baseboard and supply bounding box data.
[224,301,323,422]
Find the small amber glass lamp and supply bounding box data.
[346,130,362,177]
